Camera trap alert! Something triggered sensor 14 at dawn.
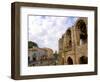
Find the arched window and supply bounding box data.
[69,40,72,47]
[66,29,72,49]
[67,29,71,39]
[67,57,73,65]
[76,20,87,45]
[79,56,88,64]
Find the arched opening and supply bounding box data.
[67,29,71,38]
[69,40,72,48]
[76,20,87,45]
[66,29,72,49]
[79,56,88,64]
[67,57,73,65]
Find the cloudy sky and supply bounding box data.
[28,15,78,52]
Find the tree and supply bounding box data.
[53,51,59,65]
[28,41,38,48]
[53,51,58,60]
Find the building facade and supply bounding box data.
[28,47,53,66]
[59,17,88,65]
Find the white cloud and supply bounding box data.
[28,15,78,52]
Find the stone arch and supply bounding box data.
[67,57,73,65]
[75,19,87,45]
[79,56,88,64]
[66,29,72,48]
